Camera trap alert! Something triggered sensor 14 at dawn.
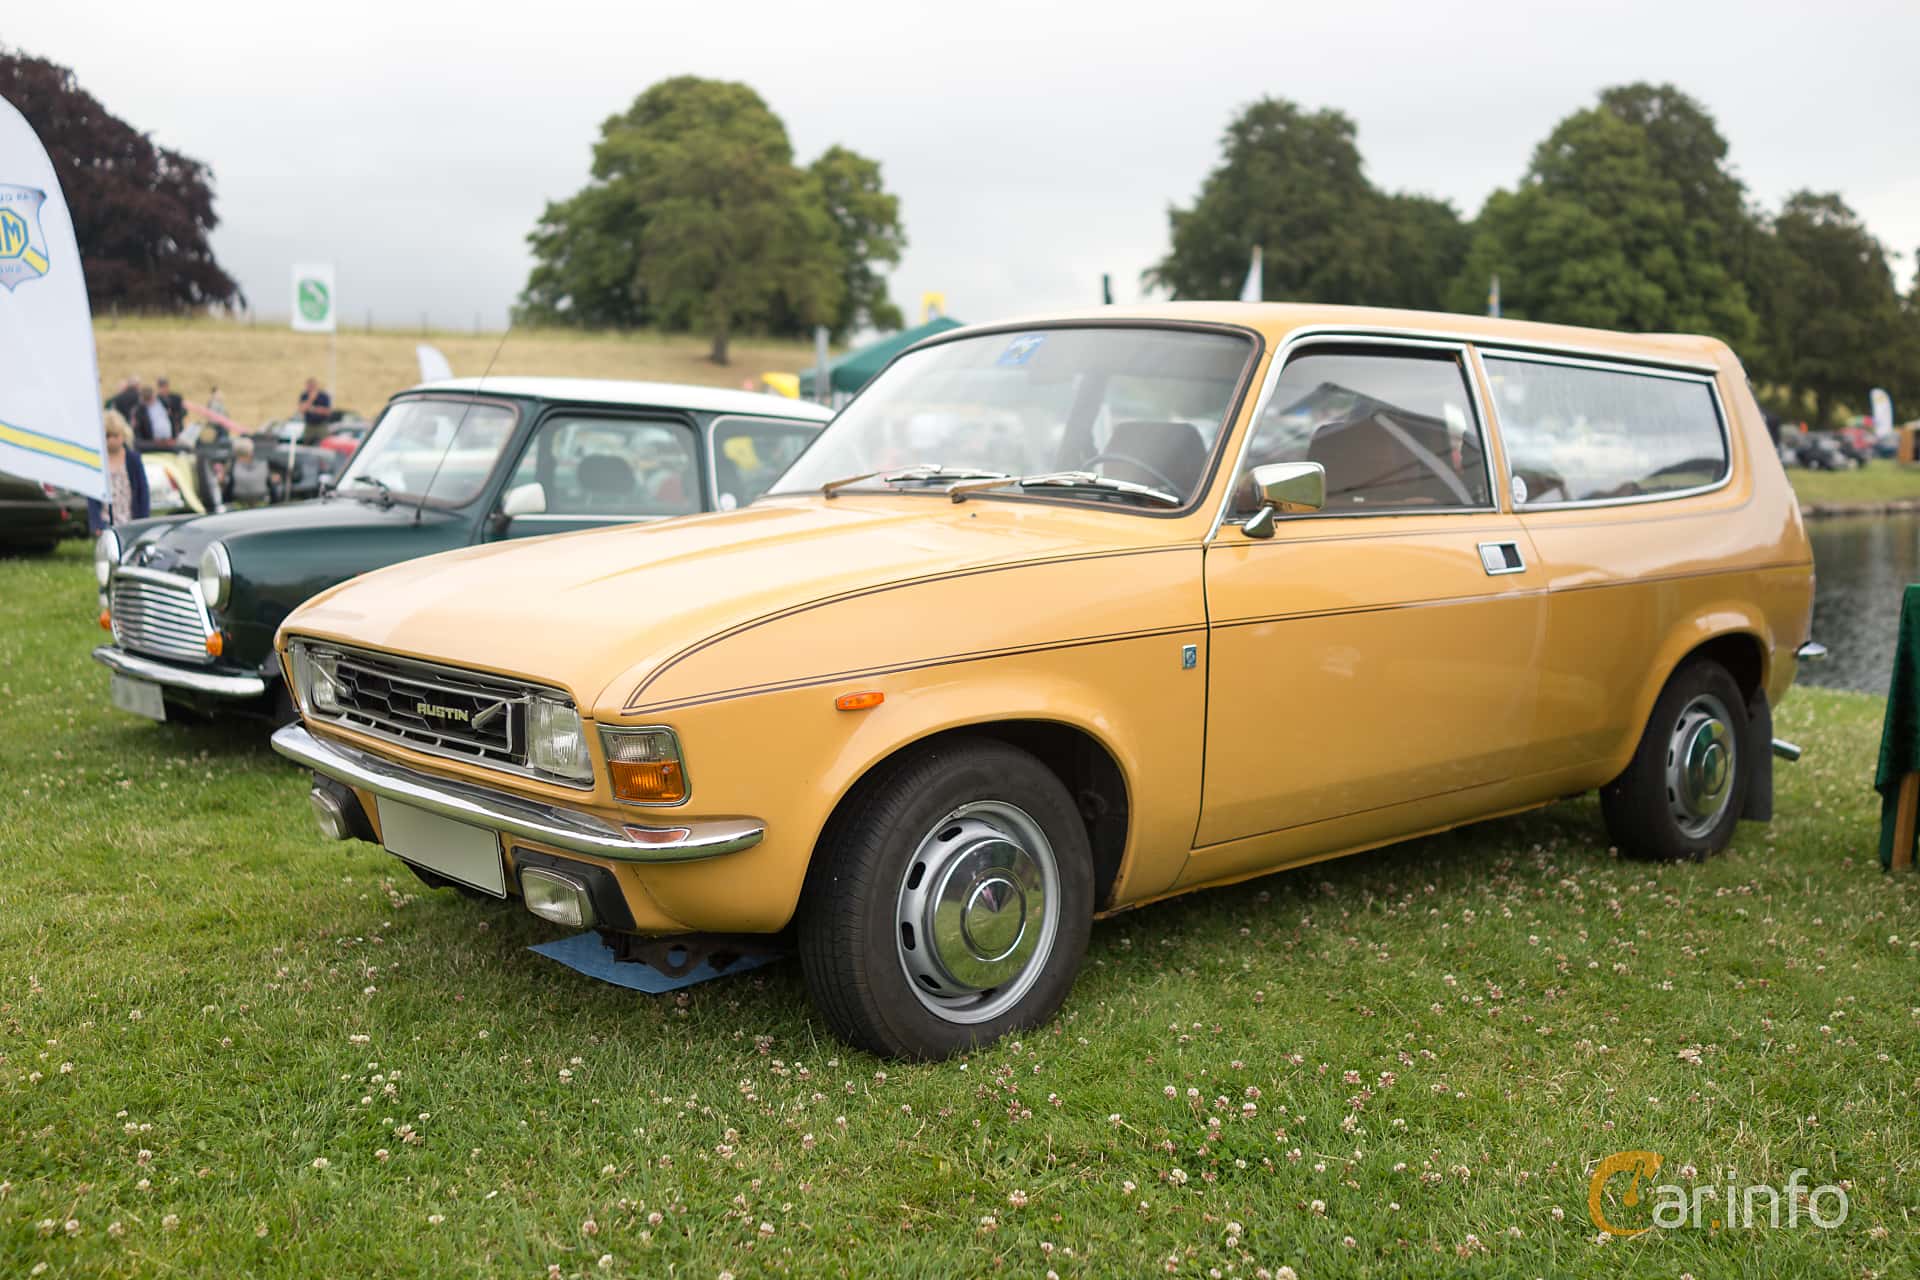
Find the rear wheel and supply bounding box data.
[798,737,1093,1059]
[1601,660,1749,861]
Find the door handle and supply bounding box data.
[1478,541,1526,576]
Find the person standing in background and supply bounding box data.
[88,410,150,533]
[208,385,228,418]
[154,376,187,436]
[134,384,177,450]
[298,377,333,443]
[105,375,140,421]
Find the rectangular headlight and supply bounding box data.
[601,727,686,804]
[290,643,341,715]
[527,697,594,783]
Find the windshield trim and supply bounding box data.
[767,319,1267,519]
[341,392,524,511]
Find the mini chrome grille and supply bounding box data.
[320,647,539,775]
[110,569,213,665]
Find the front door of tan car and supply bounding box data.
[1195,342,1547,854]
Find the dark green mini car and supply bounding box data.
[92,377,830,723]
[0,473,89,552]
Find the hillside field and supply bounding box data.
[92,318,825,428]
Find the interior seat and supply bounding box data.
[1306,413,1473,508]
[1098,420,1209,497]
[575,453,638,510]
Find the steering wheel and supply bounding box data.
[1079,452,1182,497]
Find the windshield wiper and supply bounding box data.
[346,475,394,507]
[820,462,1013,498]
[947,470,1182,507]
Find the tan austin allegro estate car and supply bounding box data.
[272,303,1821,1058]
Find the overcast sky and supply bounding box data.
[12,0,1919,336]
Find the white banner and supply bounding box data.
[415,343,453,383]
[1869,388,1894,434]
[291,262,336,333]
[0,97,105,499]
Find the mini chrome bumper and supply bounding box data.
[270,723,764,863]
[92,644,269,698]
[1796,641,1828,662]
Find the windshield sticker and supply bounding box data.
[996,334,1046,368]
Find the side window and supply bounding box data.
[1481,357,1728,504]
[1234,347,1491,514]
[508,417,699,518]
[709,416,819,510]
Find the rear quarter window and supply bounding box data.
[1481,356,1728,505]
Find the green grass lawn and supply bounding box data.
[2,543,1916,1278]
[1788,459,1920,507]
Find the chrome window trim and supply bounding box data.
[598,723,692,808]
[293,640,594,791]
[1207,332,1500,537]
[508,410,701,524]
[705,414,823,510]
[1476,348,1734,512]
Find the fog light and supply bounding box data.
[309,787,351,841]
[520,868,596,929]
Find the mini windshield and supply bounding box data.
[769,327,1255,508]
[337,399,518,507]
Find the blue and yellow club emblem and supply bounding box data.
[0,184,52,291]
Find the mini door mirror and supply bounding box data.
[501,481,546,517]
[1240,461,1325,538]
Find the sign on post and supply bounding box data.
[0,98,104,499]
[291,263,336,333]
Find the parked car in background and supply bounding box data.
[270,305,1818,1058]
[93,378,829,725]
[0,473,89,551]
[318,421,372,462]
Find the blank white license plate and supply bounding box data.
[109,674,166,721]
[377,800,506,897]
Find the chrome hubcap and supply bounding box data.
[896,800,1058,1024]
[1666,693,1736,838]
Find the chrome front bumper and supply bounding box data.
[92,644,269,698]
[270,723,764,863]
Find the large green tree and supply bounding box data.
[518,78,903,362]
[1145,99,1465,309]
[1448,89,1757,345]
[1762,192,1907,426]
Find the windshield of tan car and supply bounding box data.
[768,327,1254,507]
[337,398,518,507]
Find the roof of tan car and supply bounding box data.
[952,302,1731,365]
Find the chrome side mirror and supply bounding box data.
[501,481,546,517]
[1240,461,1325,538]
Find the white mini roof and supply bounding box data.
[410,377,833,421]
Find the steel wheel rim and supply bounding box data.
[895,799,1060,1025]
[1666,692,1736,839]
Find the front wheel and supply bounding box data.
[1601,660,1749,861]
[798,737,1093,1059]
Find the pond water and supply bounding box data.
[1805,512,1920,696]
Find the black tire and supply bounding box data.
[798,736,1094,1060]
[1601,659,1750,861]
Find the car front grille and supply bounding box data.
[110,569,213,665]
[314,646,570,781]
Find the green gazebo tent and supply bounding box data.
[799,317,963,398]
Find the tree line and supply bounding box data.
[1150,84,1920,426]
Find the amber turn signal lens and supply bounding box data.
[609,759,685,804]
[834,691,884,712]
[98,609,111,631]
[204,631,225,657]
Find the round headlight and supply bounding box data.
[199,541,233,610]
[93,529,121,587]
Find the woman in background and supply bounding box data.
[87,409,150,533]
